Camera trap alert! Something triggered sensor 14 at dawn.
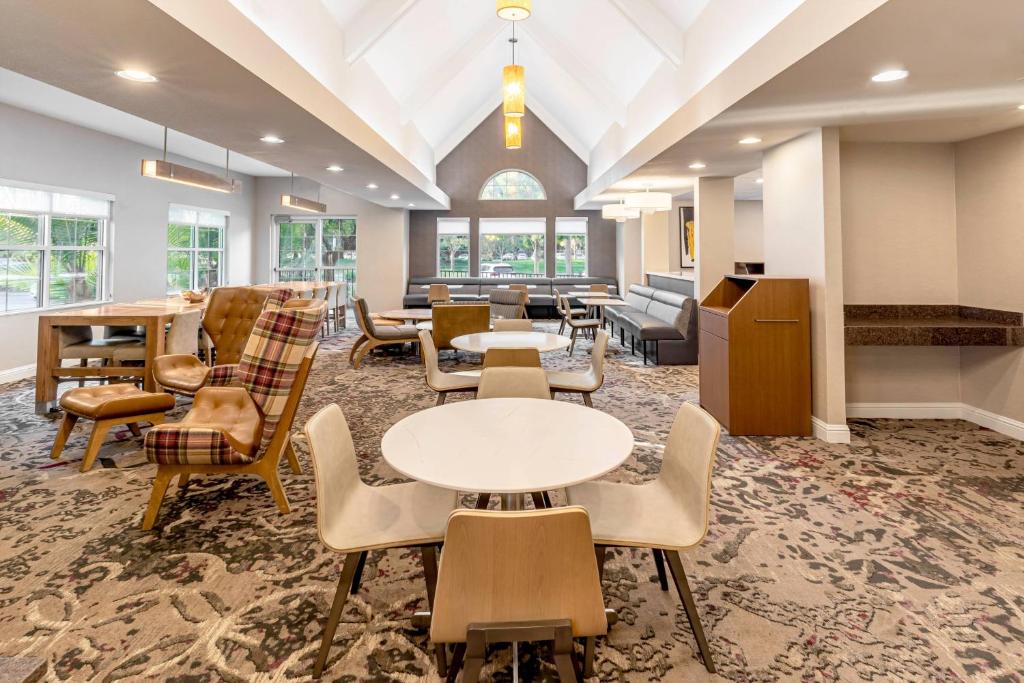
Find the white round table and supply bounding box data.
[381,398,634,509]
[450,331,571,354]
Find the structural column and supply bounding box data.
[640,210,671,277]
[694,177,735,300]
[762,127,848,442]
[616,217,643,292]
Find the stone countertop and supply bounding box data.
[844,305,1024,346]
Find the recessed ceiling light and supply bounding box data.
[408,202,416,207]
[755,178,764,184]
[688,162,707,170]
[871,69,909,83]
[116,69,157,83]
[739,137,762,145]
[366,183,378,190]
[260,135,284,144]
[1018,104,1024,110]
[326,165,344,172]
[390,193,400,200]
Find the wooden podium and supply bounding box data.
[698,276,811,436]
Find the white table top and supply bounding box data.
[496,284,538,289]
[417,321,494,331]
[450,331,572,353]
[420,284,463,289]
[570,289,610,296]
[580,298,629,306]
[382,398,634,494]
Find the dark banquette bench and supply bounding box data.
[604,284,698,365]
[403,276,619,317]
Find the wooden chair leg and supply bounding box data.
[50,413,79,460]
[80,420,112,472]
[285,439,302,474]
[350,551,368,595]
[351,341,376,369]
[446,643,466,683]
[348,335,367,362]
[568,328,578,355]
[595,545,608,582]
[583,636,596,677]
[312,552,362,678]
[435,392,447,406]
[652,548,669,591]
[530,491,547,509]
[474,492,491,509]
[126,422,142,437]
[178,473,191,487]
[582,392,593,408]
[263,468,291,513]
[421,545,448,677]
[665,550,716,673]
[543,491,553,508]
[78,358,87,387]
[141,469,174,530]
[552,624,579,682]
[462,631,485,683]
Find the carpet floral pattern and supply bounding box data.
[0,324,1022,682]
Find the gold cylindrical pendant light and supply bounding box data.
[497,0,531,21]
[502,64,525,118]
[504,116,522,149]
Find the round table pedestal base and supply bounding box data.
[500,493,525,510]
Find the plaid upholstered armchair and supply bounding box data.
[140,298,326,530]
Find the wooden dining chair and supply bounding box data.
[350,298,419,368]
[548,330,608,407]
[431,303,490,353]
[419,330,480,405]
[482,347,541,368]
[560,296,600,356]
[304,403,458,678]
[428,283,451,305]
[477,367,550,399]
[492,318,533,332]
[552,289,585,336]
[566,402,722,673]
[429,507,609,681]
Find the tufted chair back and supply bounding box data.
[202,287,273,365]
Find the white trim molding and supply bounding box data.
[847,402,1024,442]
[812,416,852,444]
[0,363,35,385]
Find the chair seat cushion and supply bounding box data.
[60,384,175,420]
[320,481,458,552]
[546,369,599,393]
[374,325,419,340]
[145,387,263,465]
[566,480,702,549]
[153,354,212,395]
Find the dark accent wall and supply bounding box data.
[409,107,616,278]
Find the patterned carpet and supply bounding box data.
[0,323,1022,682]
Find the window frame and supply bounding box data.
[555,216,589,278]
[271,215,357,295]
[479,169,547,201]
[478,217,547,278]
[0,181,112,316]
[165,208,228,294]
[436,217,471,277]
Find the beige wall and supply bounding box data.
[694,177,735,301]
[955,126,1024,424]
[763,128,847,434]
[734,200,764,264]
[253,177,409,311]
[616,217,643,293]
[840,142,962,406]
[641,210,671,275]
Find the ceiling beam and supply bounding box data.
[520,21,628,125]
[344,0,422,64]
[399,21,507,124]
[607,0,683,67]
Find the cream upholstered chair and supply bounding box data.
[477,367,550,399]
[488,288,526,320]
[566,402,721,673]
[427,283,451,305]
[482,347,541,368]
[429,508,608,680]
[112,310,202,365]
[305,403,458,678]
[419,330,479,405]
[492,318,533,332]
[560,295,600,356]
[350,298,419,368]
[548,329,608,407]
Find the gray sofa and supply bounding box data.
[604,284,698,365]
[403,276,619,317]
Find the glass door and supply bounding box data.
[273,217,356,294]
[274,220,318,282]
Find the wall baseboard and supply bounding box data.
[812,417,852,444]
[847,402,1024,441]
[0,363,35,385]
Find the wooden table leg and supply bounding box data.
[142,317,168,392]
[35,318,60,414]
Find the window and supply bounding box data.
[166,206,227,293]
[555,217,588,277]
[479,170,546,200]
[0,183,110,313]
[479,218,545,278]
[437,218,470,277]
[273,217,356,295]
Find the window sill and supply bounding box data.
[0,299,114,319]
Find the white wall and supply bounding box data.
[733,200,764,263]
[252,177,409,310]
[0,103,256,374]
[763,128,848,438]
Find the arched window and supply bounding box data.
[479,169,546,200]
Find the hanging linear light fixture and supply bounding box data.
[601,200,640,222]
[624,187,672,213]
[504,117,522,149]
[496,0,531,21]
[141,127,241,193]
[281,172,326,214]
[503,22,525,118]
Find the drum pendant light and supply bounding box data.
[496,0,531,21]
[502,23,524,118]
[624,187,672,213]
[504,116,522,149]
